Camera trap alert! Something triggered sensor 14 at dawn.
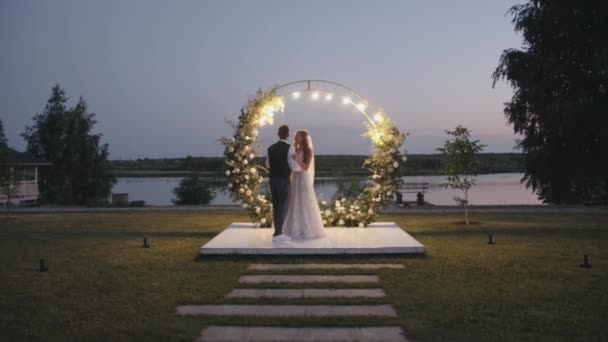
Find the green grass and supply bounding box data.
[0,212,606,341]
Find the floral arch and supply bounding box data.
[220,80,407,227]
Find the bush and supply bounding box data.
[172,175,215,205]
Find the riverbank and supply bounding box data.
[8,204,608,215]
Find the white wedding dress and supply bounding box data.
[282,146,326,240]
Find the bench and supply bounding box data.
[393,182,429,206]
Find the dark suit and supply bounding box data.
[267,140,291,236]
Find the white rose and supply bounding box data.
[260,218,266,224]
[338,219,345,226]
[243,159,248,165]
[244,146,250,151]
[335,201,341,208]
[246,189,252,196]
[393,161,399,168]
[228,147,234,153]
[225,170,231,176]
[245,175,249,180]
[341,198,346,202]
[250,167,257,174]
[245,136,250,140]
[249,153,255,160]
[322,201,327,206]
[239,188,245,194]
[325,210,331,216]
[402,156,407,162]
[368,208,374,215]
[359,222,365,228]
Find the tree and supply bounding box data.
[0,118,18,212]
[437,126,485,225]
[22,84,116,205]
[493,1,608,204]
[173,175,215,205]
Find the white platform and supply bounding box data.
[200,222,424,255]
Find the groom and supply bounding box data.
[266,124,292,243]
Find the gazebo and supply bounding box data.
[0,148,50,205]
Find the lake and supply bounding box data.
[111,173,542,206]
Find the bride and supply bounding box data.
[282,130,326,240]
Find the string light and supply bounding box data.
[311,92,320,100]
[374,113,383,122]
[356,102,367,112]
[325,94,333,101]
[292,92,300,99]
[342,97,351,104]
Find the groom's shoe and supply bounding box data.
[272,234,291,243]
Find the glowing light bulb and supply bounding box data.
[374,113,383,122]
[311,92,320,100]
[325,94,333,101]
[342,97,351,104]
[292,92,300,99]
[356,102,367,112]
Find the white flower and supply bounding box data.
[229,137,235,143]
[249,153,255,160]
[234,168,240,173]
[255,207,261,213]
[243,159,248,165]
[322,219,327,225]
[244,175,250,180]
[402,155,407,162]
[244,146,250,151]
[325,210,331,216]
[243,203,249,208]
[239,188,245,194]
[260,218,266,224]
[228,147,234,153]
[393,161,399,168]
[252,129,259,137]
[335,201,341,208]
[341,198,346,202]
[228,183,233,188]
[250,167,257,174]
[258,178,264,183]
[359,222,365,228]
[338,219,345,226]
[368,208,374,215]
[246,189,252,196]
[225,170,231,176]
[245,136,251,140]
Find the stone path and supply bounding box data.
[177,263,409,341]
[177,304,397,317]
[248,263,405,270]
[239,275,379,284]
[227,288,386,298]
[198,326,407,342]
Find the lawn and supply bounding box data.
[0,211,606,341]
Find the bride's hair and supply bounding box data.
[294,130,312,164]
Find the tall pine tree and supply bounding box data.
[22,84,116,204]
[493,1,608,204]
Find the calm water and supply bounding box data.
[111,173,541,206]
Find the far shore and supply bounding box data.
[7,204,608,215]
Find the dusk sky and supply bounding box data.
[1,0,522,159]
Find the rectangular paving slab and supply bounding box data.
[227,288,386,298]
[239,275,379,284]
[248,263,405,270]
[198,326,408,342]
[176,304,397,317]
[200,223,425,255]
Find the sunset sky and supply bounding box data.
[1,0,522,159]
